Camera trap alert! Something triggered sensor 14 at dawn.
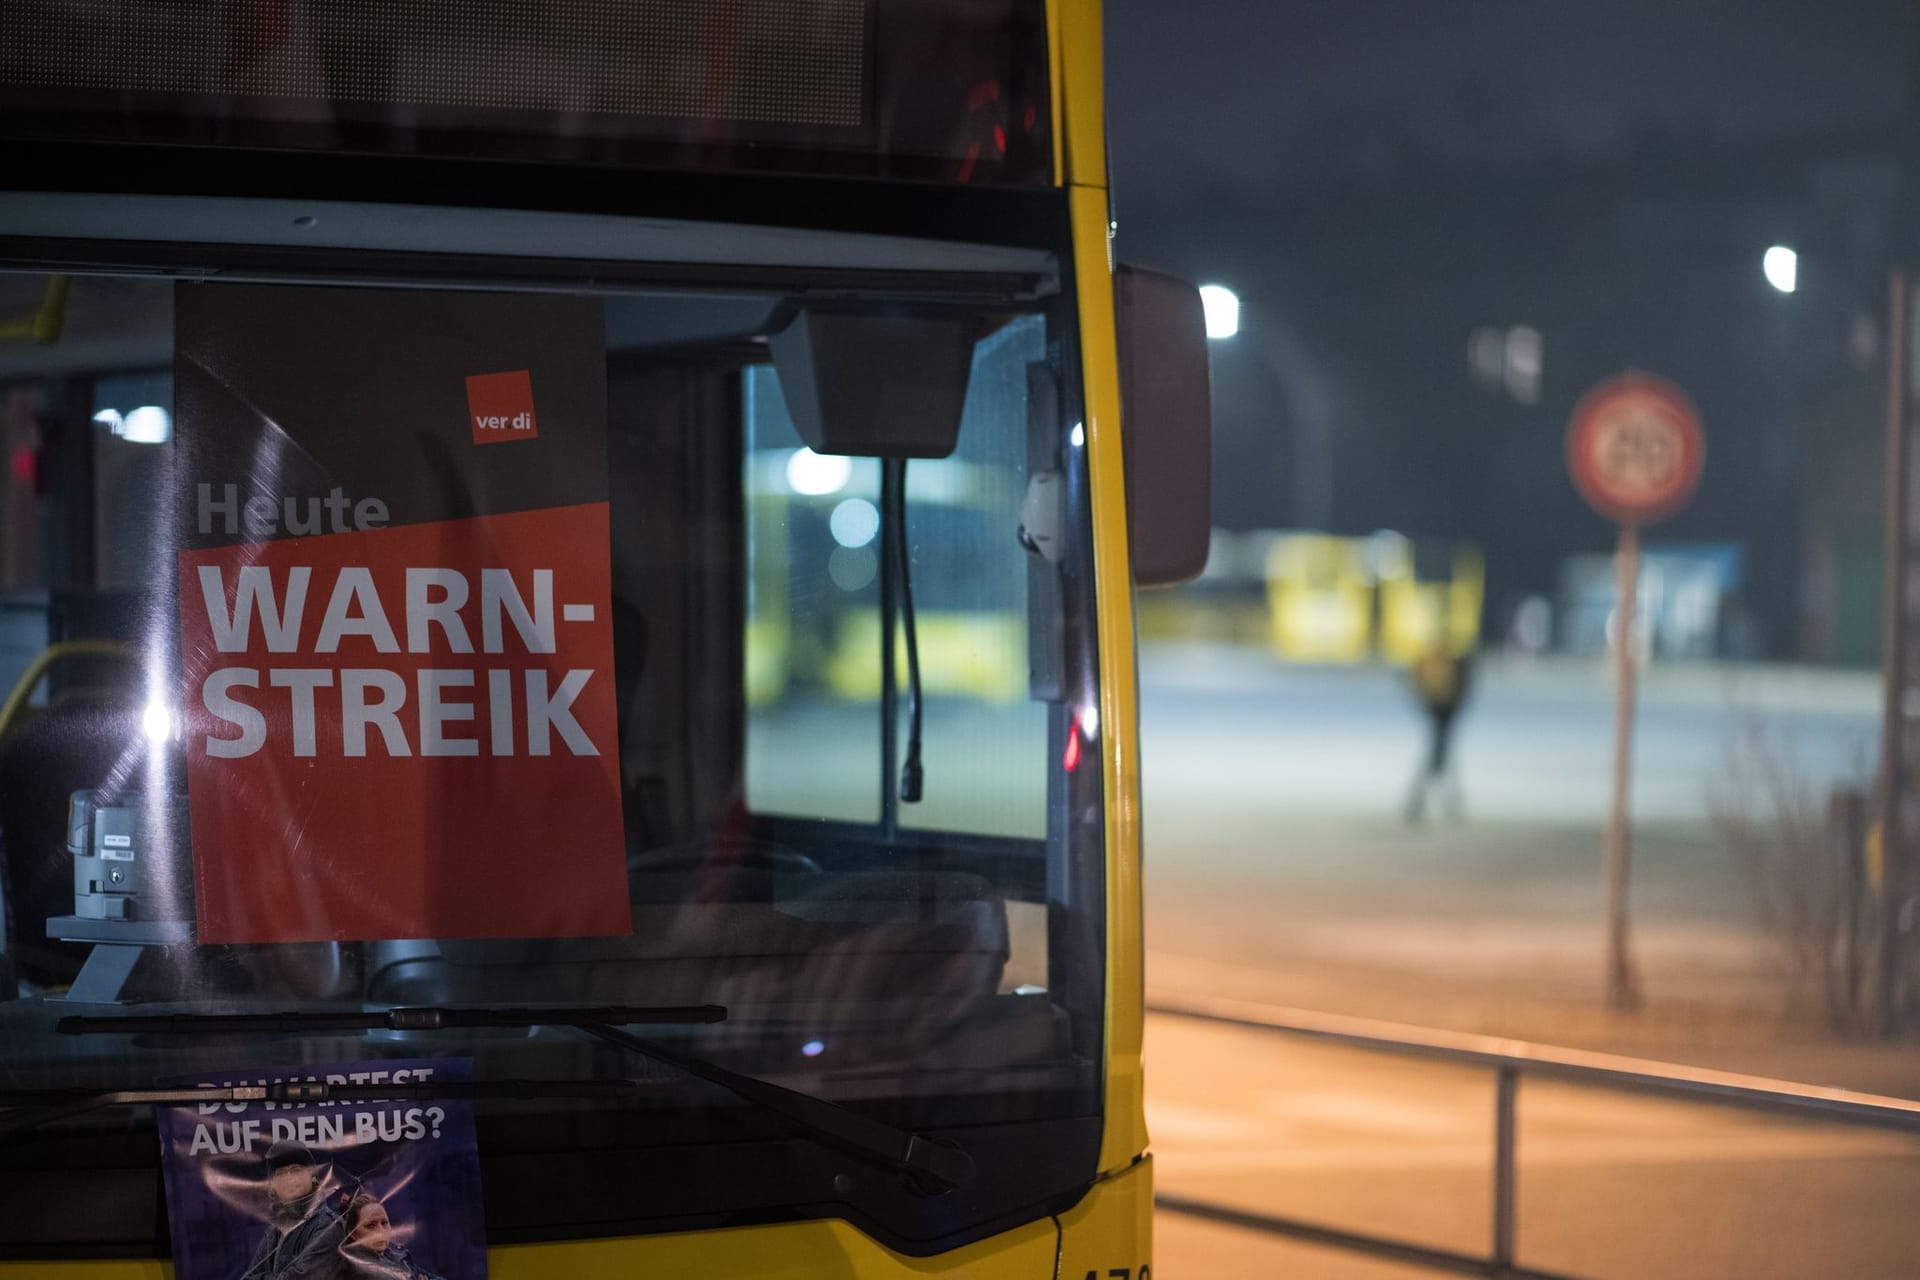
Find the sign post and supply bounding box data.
[1877,269,1920,1037]
[1603,519,1641,1008]
[1567,372,1705,1010]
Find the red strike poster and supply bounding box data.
[174,284,632,943]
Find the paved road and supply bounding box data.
[1136,646,1887,1034]
[1140,644,1878,828]
[1132,647,1915,1277]
[1147,1012,1920,1280]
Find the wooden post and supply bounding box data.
[1876,270,1912,1038]
[1605,521,1643,1011]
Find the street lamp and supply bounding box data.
[1198,284,1240,340]
[1201,285,1333,530]
[1763,246,1798,294]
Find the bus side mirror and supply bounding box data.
[1115,265,1211,587]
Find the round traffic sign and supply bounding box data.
[1566,372,1705,525]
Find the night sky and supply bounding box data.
[1101,1,1917,661]
[1107,0,1914,201]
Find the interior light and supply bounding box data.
[786,448,852,496]
[120,405,173,444]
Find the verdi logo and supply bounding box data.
[465,368,539,444]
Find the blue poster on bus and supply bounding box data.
[155,1058,487,1280]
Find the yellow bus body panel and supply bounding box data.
[1070,182,1147,1177]
[1265,536,1374,664]
[6,1214,1060,1280]
[1378,545,1485,664]
[1268,581,1373,663]
[1056,1156,1154,1280]
[1057,0,1106,189]
[1379,577,1447,665]
[1057,0,1147,1184]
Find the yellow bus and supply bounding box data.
[1264,533,1375,663]
[0,3,1208,1277]
[1375,538,1484,665]
[1263,532,1484,666]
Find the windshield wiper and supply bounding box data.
[576,1021,973,1193]
[47,1003,975,1193]
[55,1003,726,1036]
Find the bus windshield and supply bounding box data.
[0,236,1104,1251]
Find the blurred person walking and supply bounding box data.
[1404,646,1472,823]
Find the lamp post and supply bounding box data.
[1202,284,1334,531]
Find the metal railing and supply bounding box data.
[1147,994,1920,1280]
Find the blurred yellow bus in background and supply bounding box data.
[1263,531,1483,665]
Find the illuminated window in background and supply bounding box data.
[92,372,172,591]
[1467,325,1544,406]
[1468,327,1505,389]
[1504,326,1542,405]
